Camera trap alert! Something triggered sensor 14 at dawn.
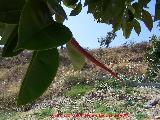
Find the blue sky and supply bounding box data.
[64,0,159,49]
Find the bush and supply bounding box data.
[145,35,160,81]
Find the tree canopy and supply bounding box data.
[0,0,159,105]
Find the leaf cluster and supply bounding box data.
[98,32,117,48]
[0,0,73,105]
[145,35,160,81]
[85,0,159,38]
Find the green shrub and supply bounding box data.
[33,107,54,119]
[64,84,93,99]
[145,35,160,81]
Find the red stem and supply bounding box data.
[69,38,123,82]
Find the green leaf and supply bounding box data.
[0,22,5,36]
[63,0,78,7]
[112,11,123,32]
[142,10,153,31]
[103,0,126,20]
[2,25,23,57]
[0,24,16,45]
[84,0,99,6]
[138,0,151,7]
[155,0,160,21]
[127,9,134,22]
[87,0,126,23]
[128,5,135,14]
[55,14,65,23]
[70,2,82,16]
[132,2,142,19]
[17,0,72,50]
[18,22,72,50]
[122,21,133,39]
[0,0,25,24]
[17,48,59,105]
[47,0,67,20]
[133,19,141,35]
[66,43,85,70]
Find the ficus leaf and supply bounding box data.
[2,25,23,57]
[127,9,134,22]
[128,6,135,14]
[17,22,72,50]
[133,19,141,35]
[63,0,78,7]
[17,48,59,105]
[112,11,123,32]
[66,42,85,70]
[142,10,153,31]
[132,2,142,20]
[70,2,82,16]
[102,0,126,20]
[122,21,133,39]
[17,0,72,50]
[138,0,151,7]
[55,14,65,23]
[0,0,25,24]
[2,25,16,38]
[87,0,126,23]
[47,0,67,20]
[0,22,5,36]
[84,0,99,6]
[155,0,160,21]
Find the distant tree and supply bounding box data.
[0,0,159,105]
[98,32,117,48]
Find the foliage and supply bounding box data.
[33,107,54,119]
[98,32,117,48]
[0,0,158,105]
[95,78,123,90]
[64,84,93,99]
[66,43,85,70]
[145,35,160,81]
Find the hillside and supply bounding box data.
[0,42,160,120]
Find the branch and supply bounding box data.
[69,37,123,82]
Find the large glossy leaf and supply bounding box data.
[84,0,99,6]
[122,21,133,39]
[138,0,151,7]
[55,14,65,23]
[142,10,153,31]
[132,2,142,20]
[155,0,160,21]
[0,0,25,24]
[0,24,16,45]
[63,0,78,7]
[2,25,23,57]
[87,0,126,23]
[70,2,82,16]
[103,0,126,21]
[112,11,123,32]
[0,22,5,36]
[17,0,72,50]
[133,19,141,35]
[17,48,59,105]
[66,43,85,70]
[127,9,134,22]
[47,0,67,20]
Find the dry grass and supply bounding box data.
[0,42,160,119]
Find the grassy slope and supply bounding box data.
[0,43,160,120]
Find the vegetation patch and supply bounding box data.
[64,83,94,99]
